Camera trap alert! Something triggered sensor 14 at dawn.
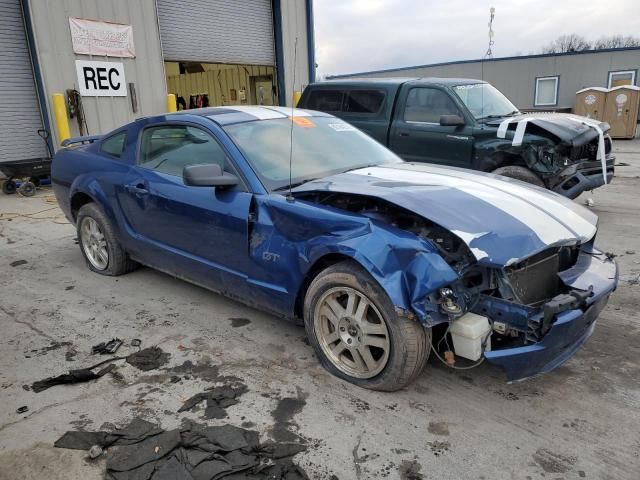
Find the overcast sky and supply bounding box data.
[313,0,639,78]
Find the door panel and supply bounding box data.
[390,87,473,167]
[119,123,252,293]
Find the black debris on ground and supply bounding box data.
[126,347,170,371]
[26,341,72,358]
[92,338,124,355]
[10,259,27,267]
[178,384,248,419]
[229,317,251,328]
[31,362,118,393]
[55,418,309,480]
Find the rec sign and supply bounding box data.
[75,60,127,97]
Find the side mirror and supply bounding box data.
[183,164,238,188]
[440,114,465,127]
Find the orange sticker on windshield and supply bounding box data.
[289,116,315,128]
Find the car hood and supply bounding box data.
[294,163,598,267]
[485,113,609,146]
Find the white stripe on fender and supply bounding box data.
[351,166,596,245]
[566,115,608,184]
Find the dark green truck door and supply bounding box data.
[390,86,473,167]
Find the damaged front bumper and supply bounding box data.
[483,249,618,382]
[551,157,615,199]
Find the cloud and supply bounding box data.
[314,0,638,77]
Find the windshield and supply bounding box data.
[224,116,401,191]
[453,83,519,119]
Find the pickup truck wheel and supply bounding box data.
[304,261,431,391]
[77,203,138,276]
[492,165,545,187]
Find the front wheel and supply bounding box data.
[304,261,431,391]
[492,165,545,187]
[76,203,138,276]
[2,180,17,195]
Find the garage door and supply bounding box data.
[0,0,47,163]
[156,0,275,65]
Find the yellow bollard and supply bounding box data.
[52,93,71,145]
[293,91,302,107]
[167,94,177,113]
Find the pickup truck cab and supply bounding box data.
[298,78,615,199]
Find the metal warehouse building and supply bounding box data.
[328,47,640,118]
[0,0,315,164]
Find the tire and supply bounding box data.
[19,181,36,197]
[2,180,17,195]
[492,165,545,187]
[303,260,431,391]
[76,203,138,276]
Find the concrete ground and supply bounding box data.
[1,141,639,480]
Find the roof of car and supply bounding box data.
[163,105,333,126]
[314,77,486,88]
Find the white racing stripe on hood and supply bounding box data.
[351,166,597,245]
[417,164,598,238]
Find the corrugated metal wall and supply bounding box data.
[26,0,167,144]
[331,50,640,113]
[167,64,275,107]
[156,0,275,66]
[280,0,310,105]
[0,0,47,163]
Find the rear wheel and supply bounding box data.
[304,261,431,391]
[2,180,16,195]
[492,165,545,187]
[77,203,138,276]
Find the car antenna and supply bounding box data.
[286,37,299,203]
[480,6,495,128]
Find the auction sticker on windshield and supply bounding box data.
[290,116,315,128]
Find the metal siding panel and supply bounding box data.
[156,0,275,65]
[0,0,47,163]
[27,0,167,147]
[279,0,310,106]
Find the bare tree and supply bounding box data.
[593,35,640,49]
[541,34,592,53]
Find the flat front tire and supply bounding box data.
[304,261,430,391]
[76,203,138,276]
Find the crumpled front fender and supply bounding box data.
[255,195,459,323]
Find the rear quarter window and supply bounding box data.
[344,90,385,114]
[305,90,344,112]
[100,132,126,158]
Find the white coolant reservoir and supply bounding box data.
[449,312,492,361]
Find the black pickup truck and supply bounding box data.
[298,78,614,199]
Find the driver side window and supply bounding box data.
[404,88,460,123]
[139,125,229,177]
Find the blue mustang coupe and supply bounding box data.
[52,106,617,391]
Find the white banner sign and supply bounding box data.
[69,17,135,58]
[75,60,127,97]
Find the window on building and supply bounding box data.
[403,88,461,123]
[305,90,344,112]
[534,76,559,106]
[100,132,126,158]
[344,90,385,114]
[608,70,636,88]
[138,125,229,177]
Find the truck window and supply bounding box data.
[305,90,344,112]
[404,88,460,123]
[344,90,385,114]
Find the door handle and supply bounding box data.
[126,183,148,195]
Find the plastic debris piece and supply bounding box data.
[88,445,103,459]
[444,350,456,366]
[16,406,28,414]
